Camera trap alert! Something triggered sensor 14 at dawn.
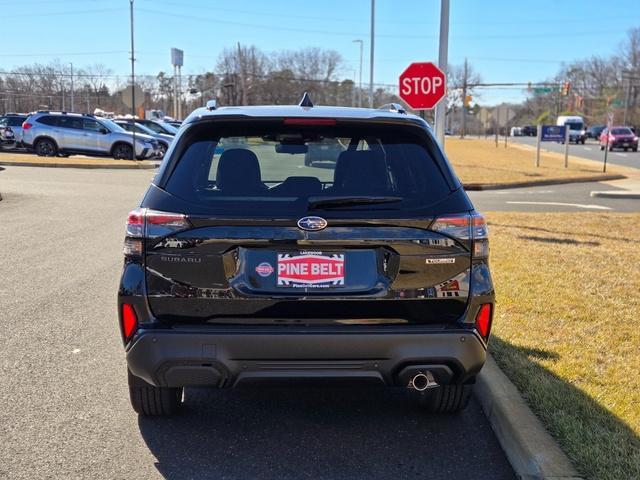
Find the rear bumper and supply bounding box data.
[126,327,487,388]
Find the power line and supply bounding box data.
[0,51,127,58]
[136,7,625,41]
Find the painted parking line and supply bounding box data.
[505,201,612,210]
[615,153,628,157]
[493,190,555,195]
[584,147,592,151]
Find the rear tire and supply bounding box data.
[35,138,57,157]
[417,384,473,413]
[128,370,182,416]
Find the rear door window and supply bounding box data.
[164,122,452,216]
[58,117,83,129]
[36,116,58,126]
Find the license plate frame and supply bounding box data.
[276,251,345,289]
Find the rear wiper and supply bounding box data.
[307,195,403,209]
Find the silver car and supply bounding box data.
[21,111,159,160]
[0,114,28,147]
[113,119,173,157]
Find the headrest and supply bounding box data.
[333,150,390,194]
[215,148,265,193]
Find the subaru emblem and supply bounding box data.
[297,216,328,231]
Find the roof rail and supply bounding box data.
[206,99,217,111]
[299,91,314,108]
[378,103,406,114]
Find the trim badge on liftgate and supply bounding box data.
[425,258,456,264]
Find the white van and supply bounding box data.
[556,115,586,144]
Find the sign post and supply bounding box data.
[399,62,447,111]
[536,125,567,167]
[564,125,570,168]
[536,125,542,167]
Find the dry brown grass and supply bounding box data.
[445,138,619,186]
[487,212,640,480]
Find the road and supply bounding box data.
[507,136,639,170]
[470,179,640,212]
[0,166,515,479]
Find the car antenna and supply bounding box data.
[299,91,314,108]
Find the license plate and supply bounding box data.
[277,252,345,288]
[623,143,629,147]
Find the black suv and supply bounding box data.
[118,97,495,416]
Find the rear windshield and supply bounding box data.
[611,128,632,135]
[0,117,26,127]
[163,122,453,216]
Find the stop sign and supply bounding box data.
[399,62,446,110]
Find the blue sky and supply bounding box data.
[1,0,638,105]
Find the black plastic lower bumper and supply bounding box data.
[126,327,487,388]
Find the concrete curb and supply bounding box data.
[464,174,626,191]
[590,190,640,199]
[475,355,584,480]
[0,161,158,170]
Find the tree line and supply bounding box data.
[516,27,640,127]
[0,45,398,117]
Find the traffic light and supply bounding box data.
[561,81,571,96]
[463,94,472,107]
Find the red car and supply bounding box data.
[599,126,638,151]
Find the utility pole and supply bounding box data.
[129,0,136,160]
[460,58,468,138]
[434,0,450,146]
[173,64,178,117]
[70,63,75,112]
[368,0,375,108]
[353,39,363,107]
[237,42,247,106]
[623,70,632,125]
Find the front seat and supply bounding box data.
[332,150,391,195]
[215,148,267,194]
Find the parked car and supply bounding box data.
[520,125,537,136]
[599,126,638,151]
[586,125,605,139]
[303,137,345,166]
[0,125,16,150]
[135,118,179,136]
[556,115,586,144]
[118,97,494,416]
[0,114,29,146]
[21,111,160,159]
[510,126,522,136]
[113,119,173,157]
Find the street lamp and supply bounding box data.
[368,0,375,108]
[352,39,363,107]
[129,0,136,160]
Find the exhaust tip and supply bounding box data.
[409,371,438,391]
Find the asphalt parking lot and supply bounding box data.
[0,166,515,480]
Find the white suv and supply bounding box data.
[22,112,160,160]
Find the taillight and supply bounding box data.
[121,303,138,341]
[22,122,32,130]
[124,208,191,256]
[283,118,336,126]
[430,212,489,258]
[475,303,492,340]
